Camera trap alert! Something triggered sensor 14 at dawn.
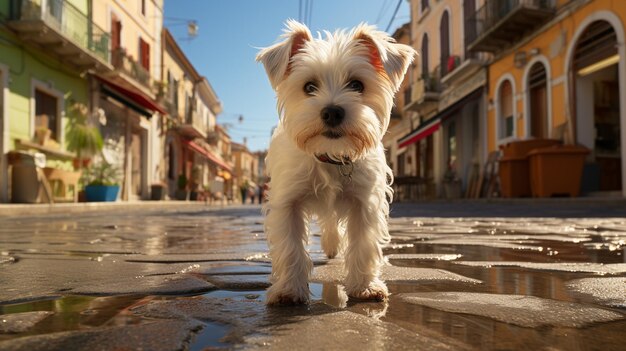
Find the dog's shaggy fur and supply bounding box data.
[257,20,415,305]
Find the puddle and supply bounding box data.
[189,321,231,350]
[203,289,266,301]
[0,295,150,342]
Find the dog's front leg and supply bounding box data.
[265,202,312,305]
[344,201,389,301]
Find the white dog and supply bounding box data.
[257,20,415,305]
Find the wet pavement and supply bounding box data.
[0,201,625,350]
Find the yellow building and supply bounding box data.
[474,0,625,196]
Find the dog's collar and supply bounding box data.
[315,153,351,165]
[314,154,354,180]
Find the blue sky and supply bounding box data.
[164,0,410,152]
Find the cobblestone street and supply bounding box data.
[1,201,625,350]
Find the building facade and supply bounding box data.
[0,0,111,202]
[400,0,488,198]
[161,28,226,200]
[0,0,233,203]
[474,0,625,196]
[231,141,258,203]
[90,0,165,200]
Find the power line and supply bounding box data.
[375,0,392,25]
[385,0,403,32]
[299,0,303,22]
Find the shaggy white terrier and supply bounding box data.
[257,20,415,305]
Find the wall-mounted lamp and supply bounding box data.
[578,54,619,76]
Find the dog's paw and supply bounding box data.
[324,248,338,259]
[266,284,310,306]
[267,293,309,306]
[347,281,389,302]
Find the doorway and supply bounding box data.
[130,127,147,199]
[574,20,622,192]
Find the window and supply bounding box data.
[172,79,179,112]
[440,11,450,77]
[498,80,514,139]
[35,89,59,141]
[421,34,429,79]
[463,0,477,59]
[139,38,150,72]
[421,0,429,13]
[140,0,146,16]
[111,16,122,53]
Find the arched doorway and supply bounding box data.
[527,62,549,138]
[572,20,622,192]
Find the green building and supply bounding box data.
[0,0,110,202]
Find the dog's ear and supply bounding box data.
[256,19,312,90]
[353,24,416,92]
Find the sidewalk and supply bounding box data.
[1,197,625,218]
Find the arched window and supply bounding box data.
[421,34,429,79]
[440,11,450,76]
[498,79,514,140]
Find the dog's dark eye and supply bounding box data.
[347,80,364,93]
[304,82,317,95]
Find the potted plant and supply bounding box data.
[175,173,188,200]
[150,181,167,201]
[66,103,103,170]
[84,161,120,202]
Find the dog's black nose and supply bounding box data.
[321,105,345,127]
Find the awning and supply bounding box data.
[183,140,233,173]
[398,117,441,148]
[97,76,167,116]
[398,88,483,148]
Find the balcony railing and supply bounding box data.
[9,0,110,67]
[405,67,441,113]
[111,47,151,90]
[467,0,555,53]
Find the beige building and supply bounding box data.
[90,0,166,200]
[231,141,259,203]
[160,29,226,199]
[399,0,488,198]
[383,23,425,200]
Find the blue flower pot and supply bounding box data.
[85,185,120,202]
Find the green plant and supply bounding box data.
[66,103,103,160]
[85,162,120,186]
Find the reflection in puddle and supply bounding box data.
[0,295,150,342]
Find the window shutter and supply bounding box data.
[440,11,450,76]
